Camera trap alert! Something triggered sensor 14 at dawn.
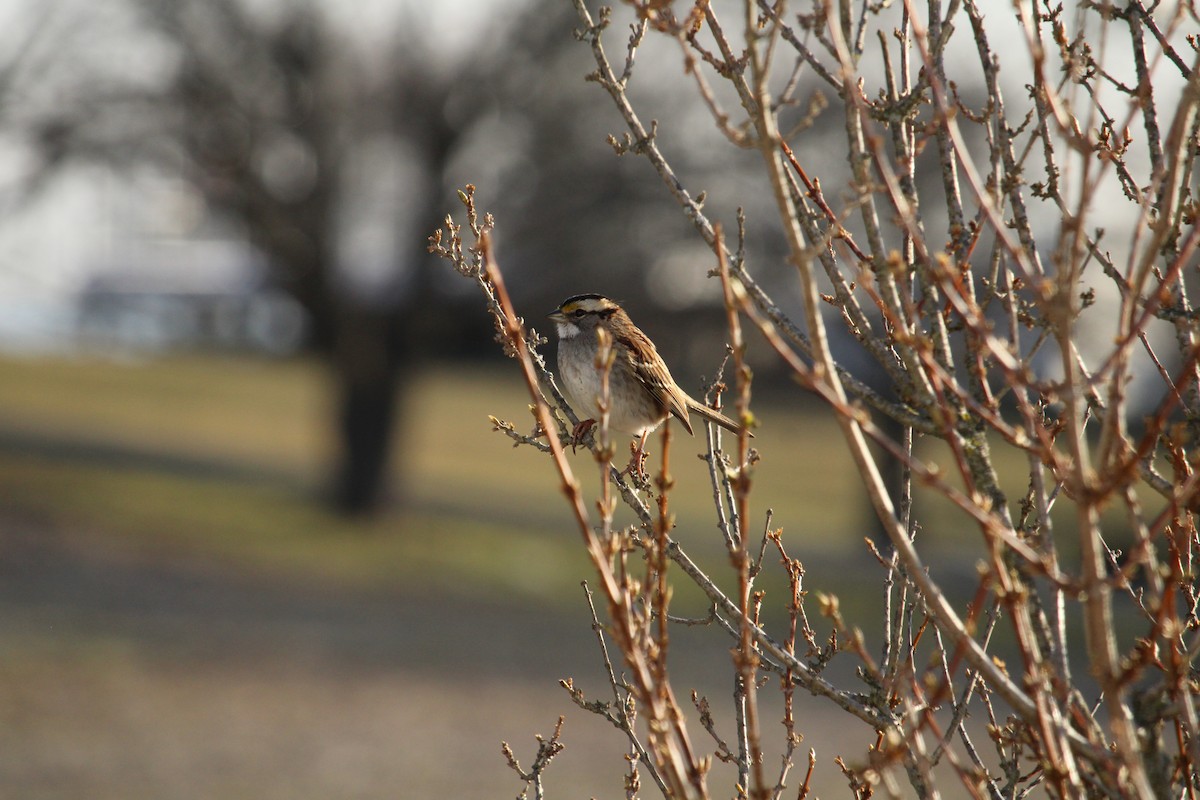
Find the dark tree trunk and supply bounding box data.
[330,306,405,516]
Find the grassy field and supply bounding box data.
[0,352,886,601]
[0,349,1158,627]
[0,350,1146,618]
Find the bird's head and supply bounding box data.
[548,294,622,339]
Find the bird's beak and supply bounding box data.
[547,310,566,324]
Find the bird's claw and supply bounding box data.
[570,419,596,453]
[618,439,650,482]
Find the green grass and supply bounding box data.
[0,354,573,601]
[0,351,1149,618]
[0,353,329,471]
[0,352,892,618]
[0,354,859,603]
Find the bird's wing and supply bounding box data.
[614,329,695,436]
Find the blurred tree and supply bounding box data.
[137,1,427,515]
[19,0,500,515]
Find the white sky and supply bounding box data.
[0,0,523,284]
[0,0,1191,353]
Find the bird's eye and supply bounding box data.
[572,309,586,318]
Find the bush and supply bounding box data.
[433,1,1200,797]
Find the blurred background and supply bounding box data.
[0,0,1162,796]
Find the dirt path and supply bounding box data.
[0,511,884,799]
[0,511,629,798]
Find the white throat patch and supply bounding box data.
[555,321,581,339]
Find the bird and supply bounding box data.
[547,293,749,470]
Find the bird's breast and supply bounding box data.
[557,340,663,436]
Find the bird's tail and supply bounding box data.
[687,398,752,437]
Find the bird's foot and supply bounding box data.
[570,418,596,453]
[618,439,650,483]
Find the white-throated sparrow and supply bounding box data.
[548,294,747,462]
